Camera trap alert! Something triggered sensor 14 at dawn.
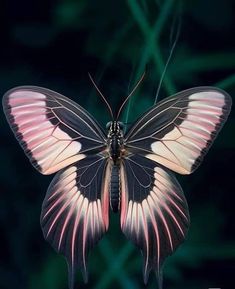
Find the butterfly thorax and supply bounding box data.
[107,121,124,164]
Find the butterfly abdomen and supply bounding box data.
[110,164,120,213]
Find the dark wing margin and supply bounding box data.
[2,86,106,175]
[120,155,189,288]
[41,155,110,289]
[124,87,232,174]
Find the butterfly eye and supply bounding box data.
[118,121,124,130]
[106,121,112,129]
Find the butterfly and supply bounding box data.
[2,83,231,289]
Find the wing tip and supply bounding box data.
[155,267,163,289]
[143,261,163,289]
[2,87,46,175]
[68,270,75,289]
[189,90,232,174]
[2,90,13,122]
[68,263,76,289]
[2,91,9,111]
[81,267,89,284]
[143,264,150,285]
[67,258,89,289]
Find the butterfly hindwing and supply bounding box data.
[2,86,106,175]
[120,155,189,286]
[41,154,110,288]
[125,87,232,174]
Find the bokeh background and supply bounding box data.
[0,1,234,289]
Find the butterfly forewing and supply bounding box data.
[124,87,232,174]
[2,86,106,175]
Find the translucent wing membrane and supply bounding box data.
[120,155,189,287]
[41,155,110,289]
[125,87,232,174]
[3,86,106,174]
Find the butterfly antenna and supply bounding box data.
[154,2,182,104]
[116,71,146,119]
[88,73,114,119]
[124,57,139,132]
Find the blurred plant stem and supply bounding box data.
[215,74,235,89]
[127,0,176,94]
[125,0,176,123]
[177,52,235,72]
[95,241,135,289]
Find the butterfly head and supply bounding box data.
[106,121,124,136]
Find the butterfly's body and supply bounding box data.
[3,85,231,289]
[107,121,124,212]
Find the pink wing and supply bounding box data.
[3,86,106,175]
[120,155,189,287]
[41,155,110,288]
[125,87,232,174]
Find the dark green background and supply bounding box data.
[0,1,234,289]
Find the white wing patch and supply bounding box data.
[5,90,85,174]
[144,90,231,174]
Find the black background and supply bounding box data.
[0,1,234,289]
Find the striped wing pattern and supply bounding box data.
[2,86,106,175]
[125,87,232,174]
[3,85,232,288]
[2,86,109,288]
[41,155,110,288]
[120,155,189,286]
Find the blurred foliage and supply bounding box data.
[0,0,234,289]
